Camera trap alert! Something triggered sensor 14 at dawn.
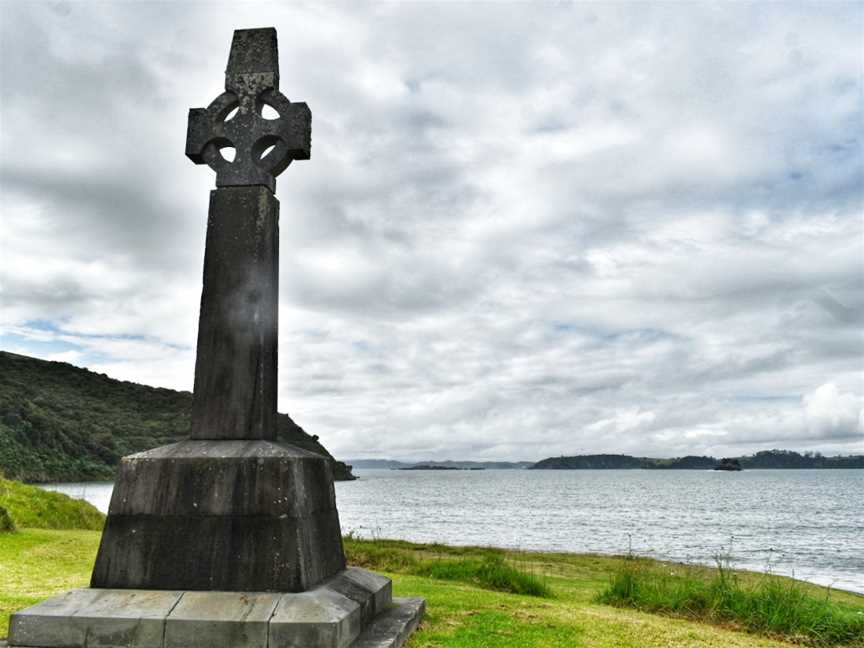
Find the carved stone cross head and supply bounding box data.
[185,28,311,193]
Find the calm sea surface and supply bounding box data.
[41,468,864,594]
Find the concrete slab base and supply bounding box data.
[7,568,424,648]
[353,598,425,648]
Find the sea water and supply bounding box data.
[41,468,864,594]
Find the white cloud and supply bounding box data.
[1,2,862,461]
[804,383,863,439]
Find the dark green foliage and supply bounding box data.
[0,507,14,533]
[532,450,864,470]
[644,455,719,470]
[0,351,354,483]
[715,457,743,471]
[738,450,864,469]
[598,557,864,646]
[532,454,644,470]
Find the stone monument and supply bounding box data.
[8,27,424,648]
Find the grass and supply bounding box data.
[344,533,551,597]
[0,475,105,530]
[598,555,864,646]
[343,535,863,646]
[2,530,863,646]
[0,528,103,634]
[414,554,551,597]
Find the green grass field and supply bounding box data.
[3,529,863,647]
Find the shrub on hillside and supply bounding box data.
[0,506,15,532]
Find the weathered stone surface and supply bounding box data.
[7,570,421,648]
[226,28,280,90]
[268,567,392,648]
[75,590,182,648]
[103,441,335,516]
[270,588,361,648]
[8,589,182,648]
[90,441,346,592]
[186,28,310,192]
[8,589,98,648]
[190,186,280,441]
[164,592,280,648]
[327,568,393,627]
[352,598,426,648]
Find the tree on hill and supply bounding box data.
[531,454,644,470]
[0,351,355,483]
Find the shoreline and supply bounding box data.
[344,533,864,598]
[35,478,864,598]
[3,529,863,647]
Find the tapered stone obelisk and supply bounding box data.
[8,28,424,648]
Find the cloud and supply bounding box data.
[804,383,863,439]
[1,2,862,460]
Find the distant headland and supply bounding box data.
[399,465,485,471]
[530,451,864,470]
[350,459,534,470]
[352,450,864,472]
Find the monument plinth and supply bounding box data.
[9,27,424,648]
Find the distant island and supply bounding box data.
[350,459,533,470]
[352,451,863,472]
[0,351,356,483]
[531,451,864,470]
[714,458,743,472]
[399,465,485,471]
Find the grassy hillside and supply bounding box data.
[0,476,104,531]
[2,531,862,646]
[0,351,354,482]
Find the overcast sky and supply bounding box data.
[1,2,862,462]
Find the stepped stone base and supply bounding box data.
[91,440,346,592]
[8,569,424,648]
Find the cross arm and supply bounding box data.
[185,27,310,192]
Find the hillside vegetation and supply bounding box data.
[0,351,354,483]
[532,451,864,470]
[349,459,535,470]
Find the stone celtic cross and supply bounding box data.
[86,26,350,594]
[9,27,425,647]
[182,28,314,442]
[185,28,310,192]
